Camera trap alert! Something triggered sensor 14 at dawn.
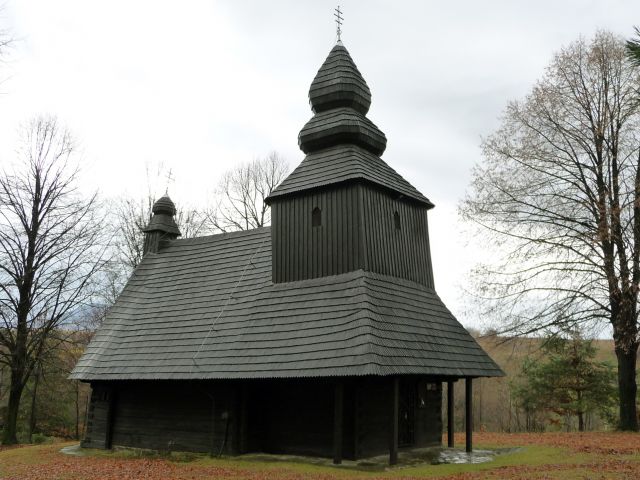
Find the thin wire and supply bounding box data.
[190,233,268,370]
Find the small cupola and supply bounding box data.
[142,195,181,255]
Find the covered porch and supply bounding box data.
[331,376,476,465]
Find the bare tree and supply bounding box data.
[460,32,640,430]
[113,164,207,273]
[206,152,289,232]
[0,4,12,55]
[0,115,108,444]
[0,4,15,87]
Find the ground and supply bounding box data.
[1,432,640,480]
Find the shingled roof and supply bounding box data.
[71,228,503,380]
[267,42,433,208]
[266,144,433,206]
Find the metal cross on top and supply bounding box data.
[334,5,343,42]
[165,168,175,194]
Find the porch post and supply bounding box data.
[465,377,473,453]
[447,380,454,448]
[239,383,249,454]
[333,381,344,465]
[389,377,399,465]
[209,396,217,457]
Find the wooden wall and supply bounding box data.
[355,377,392,458]
[83,376,442,460]
[360,186,434,287]
[247,378,355,458]
[271,184,363,283]
[112,383,217,453]
[83,381,238,455]
[271,182,434,287]
[355,377,442,458]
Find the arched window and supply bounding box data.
[394,211,401,230]
[312,207,322,227]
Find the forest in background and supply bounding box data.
[0,331,622,443]
[447,334,620,434]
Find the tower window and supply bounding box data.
[394,211,401,230]
[312,207,322,227]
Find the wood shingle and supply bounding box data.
[71,228,502,380]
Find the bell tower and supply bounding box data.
[267,41,435,286]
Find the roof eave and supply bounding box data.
[267,177,435,209]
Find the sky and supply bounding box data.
[1,0,639,333]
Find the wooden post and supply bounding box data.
[210,397,216,457]
[333,381,344,465]
[389,377,399,465]
[239,383,248,454]
[465,378,473,453]
[447,380,454,448]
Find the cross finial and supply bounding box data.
[334,5,343,42]
[165,168,175,194]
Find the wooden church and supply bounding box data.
[72,39,503,464]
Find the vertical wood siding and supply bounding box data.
[361,186,434,287]
[272,184,362,282]
[272,182,434,287]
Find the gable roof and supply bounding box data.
[266,145,434,207]
[71,228,502,380]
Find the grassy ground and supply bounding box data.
[1,432,640,479]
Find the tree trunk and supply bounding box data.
[577,389,584,432]
[615,344,639,431]
[578,412,584,432]
[28,365,41,442]
[2,371,25,445]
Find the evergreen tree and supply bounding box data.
[513,336,617,431]
[626,27,640,66]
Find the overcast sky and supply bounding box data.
[1,1,639,332]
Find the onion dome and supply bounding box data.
[298,42,387,156]
[142,195,181,236]
[309,41,371,115]
[152,195,177,216]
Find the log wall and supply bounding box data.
[83,377,442,460]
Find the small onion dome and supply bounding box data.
[142,195,181,236]
[152,195,177,216]
[309,41,372,115]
